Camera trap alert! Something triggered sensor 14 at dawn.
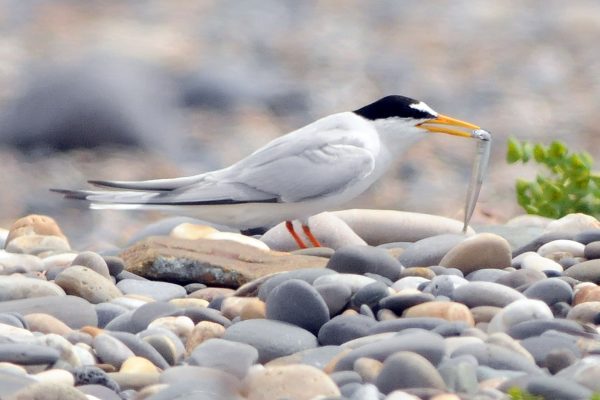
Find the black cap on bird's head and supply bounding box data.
[354,95,481,138]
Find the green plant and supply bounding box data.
[507,137,600,218]
[507,387,543,400]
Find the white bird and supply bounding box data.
[53,95,482,248]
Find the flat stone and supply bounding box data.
[5,382,86,399]
[223,319,318,363]
[129,302,180,333]
[188,338,258,378]
[156,366,242,399]
[314,282,352,317]
[313,273,377,294]
[520,335,580,366]
[23,313,71,335]
[523,278,573,305]
[108,331,170,369]
[520,253,563,273]
[93,333,135,368]
[525,376,593,400]
[538,240,585,257]
[116,279,186,302]
[95,303,128,328]
[261,212,366,251]
[332,209,473,245]
[0,251,44,274]
[257,268,337,301]
[398,234,466,268]
[573,285,600,305]
[120,236,327,288]
[439,233,511,274]
[564,259,600,283]
[495,268,547,288]
[375,351,446,394]
[369,318,447,334]
[326,246,403,281]
[239,298,266,320]
[567,301,600,324]
[107,371,160,391]
[318,314,377,346]
[334,330,445,371]
[0,295,97,328]
[0,275,65,301]
[55,266,122,304]
[403,301,474,327]
[507,319,586,340]
[5,235,70,255]
[266,345,345,369]
[452,342,539,373]
[0,343,60,365]
[188,287,235,302]
[574,229,600,245]
[243,364,340,400]
[186,321,226,354]
[351,281,390,309]
[452,282,525,308]
[77,384,121,400]
[142,334,183,366]
[120,356,158,373]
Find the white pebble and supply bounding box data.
[537,240,585,258]
[487,299,553,333]
[521,253,563,273]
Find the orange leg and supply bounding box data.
[302,224,322,247]
[286,220,307,249]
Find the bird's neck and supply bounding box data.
[372,118,425,155]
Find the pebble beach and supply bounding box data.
[1,210,600,399]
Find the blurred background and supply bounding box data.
[1,0,599,247]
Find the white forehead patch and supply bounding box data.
[409,101,438,116]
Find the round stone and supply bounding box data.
[537,240,585,258]
[350,281,389,310]
[156,366,241,398]
[72,365,120,392]
[573,285,600,305]
[567,301,600,324]
[6,214,67,245]
[314,282,352,317]
[520,253,563,273]
[239,298,266,320]
[520,335,580,366]
[55,266,122,304]
[318,314,377,346]
[0,295,97,329]
[257,269,337,301]
[403,301,474,327]
[507,319,585,340]
[546,213,600,235]
[564,259,600,283]
[313,273,377,294]
[147,316,194,342]
[243,364,340,400]
[107,331,170,369]
[23,313,71,335]
[116,279,186,302]
[188,338,258,378]
[452,342,539,373]
[584,241,600,259]
[223,319,318,363]
[522,278,573,306]
[326,245,403,281]
[452,282,525,308]
[266,279,330,335]
[186,321,226,354]
[495,268,547,288]
[375,351,446,394]
[379,291,434,315]
[71,251,111,279]
[424,275,467,297]
[439,233,512,274]
[487,299,553,333]
[130,302,179,333]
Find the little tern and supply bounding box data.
[53,95,485,248]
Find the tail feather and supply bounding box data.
[88,175,203,191]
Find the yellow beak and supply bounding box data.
[418,114,480,138]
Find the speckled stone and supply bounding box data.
[55,266,122,304]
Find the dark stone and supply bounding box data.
[513,232,574,257]
[351,281,389,310]
[326,245,403,281]
[72,366,120,392]
[523,277,573,305]
[379,292,434,315]
[318,314,377,346]
[258,268,336,301]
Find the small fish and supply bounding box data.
[463,129,492,232]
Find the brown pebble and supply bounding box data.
[80,326,104,337]
[240,298,266,320]
[188,287,236,302]
[402,301,475,326]
[186,321,226,355]
[353,357,383,383]
[573,285,600,305]
[24,313,72,335]
[221,296,260,319]
[6,214,68,244]
[399,267,436,279]
[470,306,502,324]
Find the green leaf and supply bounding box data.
[533,144,546,163]
[522,142,533,162]
[549,140,568,159]
[507,137,523,163]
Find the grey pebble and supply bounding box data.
[103,310,136,333]
[334,330,445,371]
[339,382,363,398]
[116,279,186,302]
[507,319,586,340]
[452,281,525,308]
[0,295,97,328]
[330,370,363,387]
[465,268,509,282]
[525,377,592,400]
[378,292,434,315]
[350,281,389,310]
[182,307,231,327]
[71,251,111,279]
[564,259,600,283]
[513,231,574,256]
[544,348,578,374]
[0,312,27,329]
[0,343,60,364]
[375,351,446,394]
[266,279,330,335]
[103,256,125,276]
[184,282,207,294]
[223,319,318,363]
[93,333,135,368]
[257,268,336,301]
[452,342,539,373]
[584,241,600,259]
[314,282,352,317]
[0,275,65,301]
[522,277,573,305]
[398,234,465,268]
[573,229,600,244]
[438,358,479,394]
[140,328,186,365]
[116,270,148,281]
[108,331,170,369]
[495,268,547,288]
[72,365,120,392]
[318,314,378,346]
[520,335,580,366]
[326,245,403,281]
[188,338,258,378]
[130,301,180,332]
[0,369,36,398]
[95,303,128,328]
